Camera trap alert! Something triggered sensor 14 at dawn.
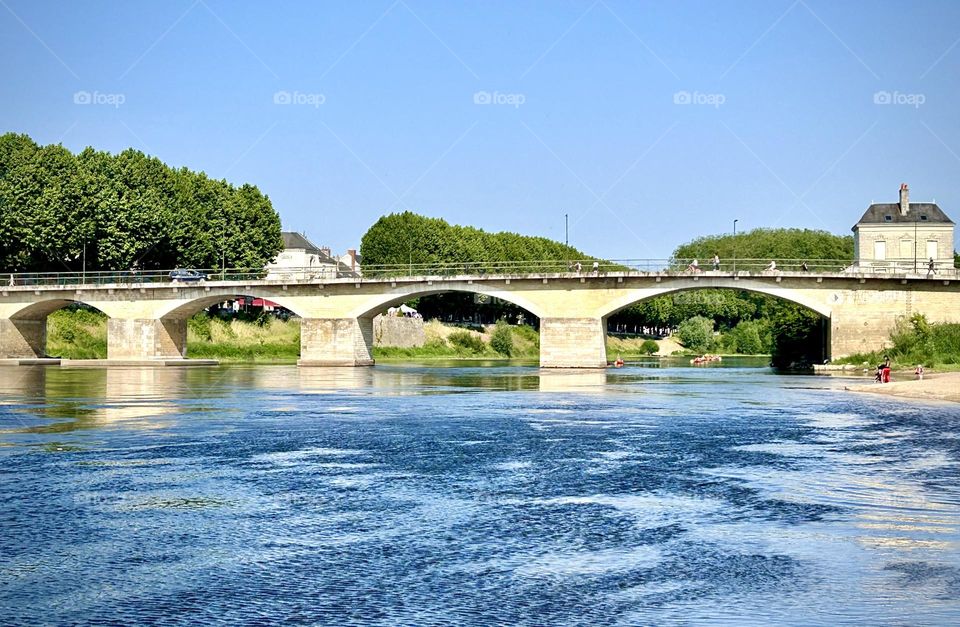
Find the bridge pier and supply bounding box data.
[299,317,375,366]
[0,318,46,358]
[539,317,608,368]
[107,318,187,360]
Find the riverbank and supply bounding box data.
[845,371,960,404]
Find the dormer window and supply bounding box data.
[920,215,928,221]
[884,215,893,221]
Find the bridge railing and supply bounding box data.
[1,258,958,287]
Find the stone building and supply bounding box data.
[265,232,359,279]
[852,184,955,272]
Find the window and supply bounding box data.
[920,215,928,221]
[884,215,893,222]
[874,240,886,260]
[900,239,913,258]
[927,240,938,260]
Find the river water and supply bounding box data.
[1,362,959,625]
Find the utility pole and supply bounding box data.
[913,210,918,274]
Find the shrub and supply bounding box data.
[489,319,514,356]
[676,316,714,353]
[448,330,486,354]
[640,339,659,355]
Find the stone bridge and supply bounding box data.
[2,270,959,367]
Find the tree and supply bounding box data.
[0,133,283,272]
[360,211,598,274]
[640,339,658,355]
[489,319,514,356]
[676,316,714,353]
[673,227,854,268]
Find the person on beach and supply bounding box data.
[915,364,924,380]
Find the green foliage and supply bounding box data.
[360,211,598,273]
[447,330,487,354]
[0,133,283,272]
[489,319,514,356]
[769,306,824,369]
[676,316,714,352]
[723,319,770,354]
[46,308,108,358]
[639,339,659,355]
[187,313,212,342]
[672,227,853,266]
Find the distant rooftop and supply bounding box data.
[281,231,323,252]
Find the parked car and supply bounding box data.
[169,269,207,283]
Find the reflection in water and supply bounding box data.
[0,363,959,624]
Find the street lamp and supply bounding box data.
[565,213,569,246]
[733,219,738,274]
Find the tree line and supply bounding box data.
[360,211,597,273]
[0,133,283,273]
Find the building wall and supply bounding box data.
[854,224,954,269]
[265,248,339,279]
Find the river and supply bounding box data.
[1,363,959,625]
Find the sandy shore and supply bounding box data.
[845,371,960,404]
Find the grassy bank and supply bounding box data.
[47,309,107,359]
[46,309,301,362]
[373,320,539,360]
[186,315,300,362]
[833,314,960,371]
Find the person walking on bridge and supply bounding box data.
[712,253,720,271]
[928,258,937,276]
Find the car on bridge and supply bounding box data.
[169,269,208,283]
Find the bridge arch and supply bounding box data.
[350,285,546,320]
[598,279,833,320]
[154,290,307,321]
[1,298,114,359]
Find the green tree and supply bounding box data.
[0,133,283,272]
[360,211,598,274]
[673,227,854,269]
[676,316,714,353]
[640,339,658,355]
[489,319,514,356]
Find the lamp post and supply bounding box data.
[82,239,86,285]
[913,210,918,274]
[565,213,569,246]
[733,219,738,274]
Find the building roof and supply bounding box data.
[854,202,954,228]
[281,231,323,252]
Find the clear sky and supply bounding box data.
[3,0,959,259]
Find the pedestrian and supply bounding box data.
[592,261,599,274]
[915,364,924,380]
[712,253,720,271]
[928,257,936,276]
[801,261,809,272]
[574,261,582,274]
[7,274,13,287]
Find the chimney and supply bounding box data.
[899,183,909,216]
[320,246,331,258]
[346,249,357,270]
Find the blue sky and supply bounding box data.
[3,0,959,259]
